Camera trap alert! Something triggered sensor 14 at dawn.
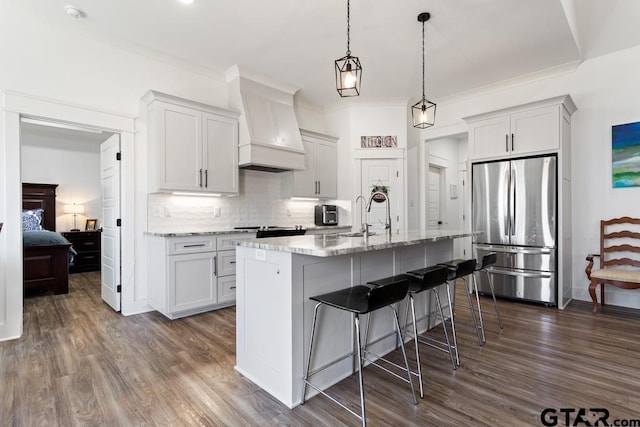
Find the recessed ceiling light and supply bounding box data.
[64,5,86,18]
[177,0,194,4]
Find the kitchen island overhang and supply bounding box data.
[232,230,477,408]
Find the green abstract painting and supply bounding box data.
[612,121,640,188]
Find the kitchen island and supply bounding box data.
[233,230,475,408]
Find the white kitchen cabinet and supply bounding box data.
[217,275,237,304]
[214,233,249,304]
[465,97,572,161]
[287,129,338,198]
[148,233,246,319]
[143,90,240,194]
[168,251,217,314]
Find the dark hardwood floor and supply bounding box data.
[2,272,640,426]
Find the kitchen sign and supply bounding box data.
[360,135,397,148]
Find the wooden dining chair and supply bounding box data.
[586,217,640,312]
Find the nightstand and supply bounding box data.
[62,230,101,274]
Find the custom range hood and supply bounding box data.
[226,66,305,172]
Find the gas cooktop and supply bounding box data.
[234,225,304,231]
[234,225,306,238]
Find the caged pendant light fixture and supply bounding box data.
[411,12,436,129]
[335,0,362,97]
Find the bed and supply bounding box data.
[22,183,74,295]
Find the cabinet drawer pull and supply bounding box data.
[205,169,208,188]
[230,261,236,264]
[230,286,236,290]
[511,133,515,151]
[183,244,206,248]
[199,169,203,187]
[505,134,509,152]
[214,255,217,276]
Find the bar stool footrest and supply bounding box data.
[303,380,363,422]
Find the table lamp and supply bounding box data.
[64,203,85,231]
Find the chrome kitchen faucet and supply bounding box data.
[365,191,392,237]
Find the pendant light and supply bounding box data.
[411,12,436,129]
[335,0,362,97]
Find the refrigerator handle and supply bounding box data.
[504,165,510,237]
[511,167,516,236]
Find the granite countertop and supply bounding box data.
[232,229,479,257]
[144,225,351,238]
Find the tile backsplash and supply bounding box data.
[147,169,351,233]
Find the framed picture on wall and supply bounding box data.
[85,219,98,231]
[612,121,640,188]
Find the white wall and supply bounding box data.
[569,46,640,308]
[20,128,103,231]
[326,100,409,230]
[406,120,422,230]
[325,106,353,203]
[420,46,640,309]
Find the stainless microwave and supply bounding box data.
[315,205,338,226]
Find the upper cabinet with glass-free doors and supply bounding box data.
[464,96,576,161]
[143,90,240,194]
[284,129,338,199]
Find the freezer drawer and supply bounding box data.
[476,267,556,305]
[475,244,556,272]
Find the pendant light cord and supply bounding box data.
[421,19,426,100]
[346,0,351,56]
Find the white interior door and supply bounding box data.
[100,134,121,311]
[361,159,400,233]
[427,166,441,230]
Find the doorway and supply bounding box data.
[422,134,469,258]
[360,158,403,233]
[1,92,135,340]
[20,119,121,311]
[427,165,443,230]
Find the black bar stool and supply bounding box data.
[301,278,417,427]
[405,265,460,370]
[475,252,504,330]
[384,266,453,397]
[438,258,485,346]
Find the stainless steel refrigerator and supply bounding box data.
[472,154,557,305]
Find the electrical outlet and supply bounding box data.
[214,207,221,217]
